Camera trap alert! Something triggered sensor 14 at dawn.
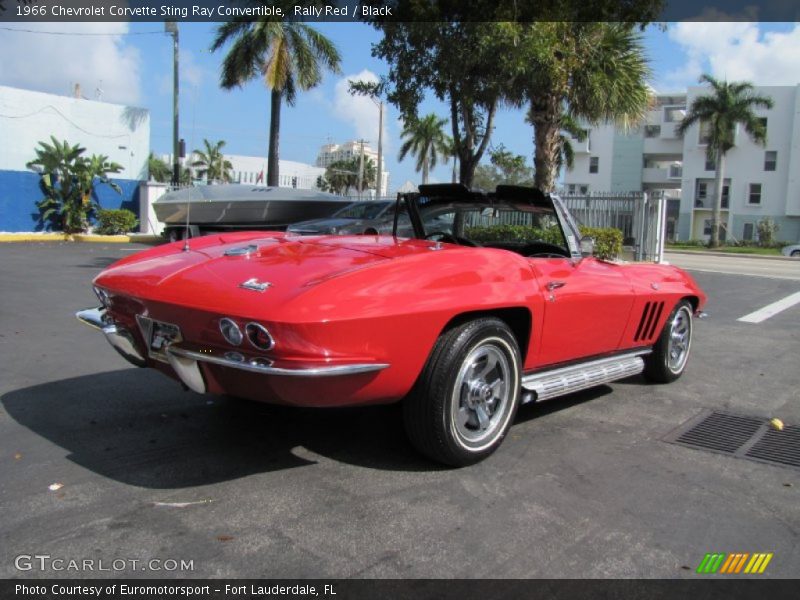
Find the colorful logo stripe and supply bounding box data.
[696,553,773,574]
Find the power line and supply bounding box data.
[0,105,131,139]
[0,26,164,36]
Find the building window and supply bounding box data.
[644,125,661,138]
[705,157,716,171]
[663,106,686,122]
[589,157,599,174]
[696,182,707,199]
[764,151,777,171]
[698,121,712,145]
[579,185,589,194]
[759,117,768,131]
[748,183,762,205]
[743,223,754,241]
[703,219,712,235]
[722,185,730,209]
[567,184,576,194]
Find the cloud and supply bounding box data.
[0,22,141,105]
[158,49,206,96]
[665,22,800,88]
[332,70,389,151]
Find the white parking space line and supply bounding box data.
[738,290,800,323]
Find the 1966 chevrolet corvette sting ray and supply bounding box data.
[77,185,706,466]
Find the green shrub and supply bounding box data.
[579,226,623,260]
[465,224,565,246]
[95,209,138,235]
[756,217,780,247]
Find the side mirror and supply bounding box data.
[579,235,595,257]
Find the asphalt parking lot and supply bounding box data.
[1,242,798,579]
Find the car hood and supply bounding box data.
[94,234,436,316]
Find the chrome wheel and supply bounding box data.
[404,317,521,466]
[450,339,514,450]
[667,305,692,373]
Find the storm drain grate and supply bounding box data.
[664,410,800,471]
[746,425,800,468]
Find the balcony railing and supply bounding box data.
[694,197,730,209]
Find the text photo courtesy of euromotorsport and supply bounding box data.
[15,584,332,597]
[21,4,393,19]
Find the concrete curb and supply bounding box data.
[665,249,797,262]
[0,233,164,244]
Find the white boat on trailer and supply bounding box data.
[154,185,353,240]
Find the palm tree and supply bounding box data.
[191,139,233,183]
[399,114,451,184]
[212,21,341,187]
[555,114,588,175]
[526,111,588,181]
[26,137,121,232]
[148,153,171,183]
[440,136,458,184]
[520,23,650,192]
[677,74,773,247]
[320,157,376,196]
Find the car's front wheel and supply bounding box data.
[404,318,521,466]
[643,300,694,383]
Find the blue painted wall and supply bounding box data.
[0,169,140,232]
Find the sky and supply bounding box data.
[1,21,799,191]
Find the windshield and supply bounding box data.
[418,202,567,251]
[333,201,391,220]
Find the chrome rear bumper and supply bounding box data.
[77,307,390,395]
[166,346,390,378]
[76,307,147,368]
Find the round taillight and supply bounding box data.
[245,322,275,351]
[219,318,243,346]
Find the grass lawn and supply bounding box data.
[666,244,783,256]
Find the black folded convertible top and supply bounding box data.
[414,183,551,208]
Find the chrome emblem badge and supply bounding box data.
[239,278,272,292]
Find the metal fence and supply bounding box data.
[559,191,666,262]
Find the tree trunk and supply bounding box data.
[459,155,475,188]
[422,157,429,185]
[449,93,497,189]
[529,95,562,192]
[267,89,281,187]
[710,152,726,248]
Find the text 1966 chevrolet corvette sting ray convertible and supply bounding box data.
[77,184,706,466]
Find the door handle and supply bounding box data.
[546,281,566,291]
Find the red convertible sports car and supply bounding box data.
[78,184,706,466]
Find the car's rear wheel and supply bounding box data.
[791,250,800,257]
[403,318,521,466]
[643,300,693,383]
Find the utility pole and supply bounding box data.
[376,101,383,198]
[165,21,180,186]
[357,139,366,200]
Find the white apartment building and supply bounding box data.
[315,140,390,196]
[564,85,800,243]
